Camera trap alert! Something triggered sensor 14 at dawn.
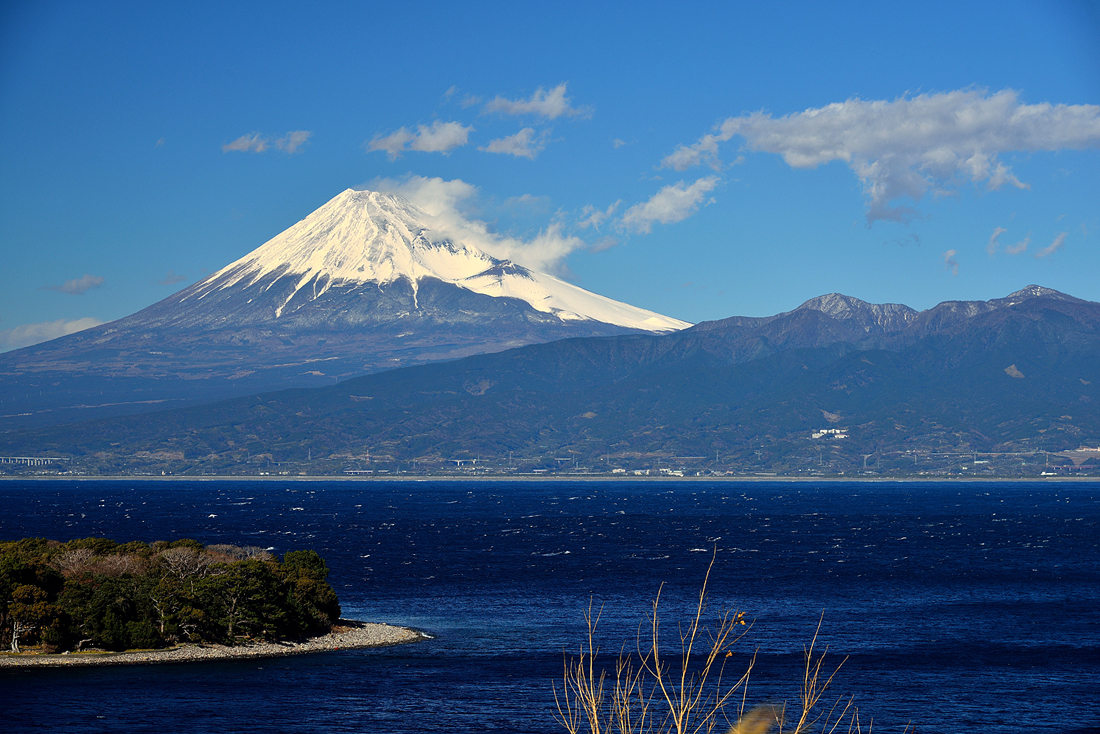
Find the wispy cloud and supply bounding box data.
[986,226,1008,256]
[503,193,550,212]
[410,121,472,153]
[483,83,590,120]
[223,130,312,154]
[480,128,549,159]
[618,177,720,234]
[223,133,268,153]
[158,269,188,286]
[0,317,102,352]
[1005,235,1030,255]
[441,86,481,108]
[942,249,959,276]
[1035,232,1067,258]
[662,129,730,172]
[277,130,312,153]
[663,89,1100,224]
[887,233,921,247]
[367,129,414,159]
[588,235,619,253]
[367,175,586,274]
[578,202,620,231]
[367,121,473,160]
[44,274,104,295]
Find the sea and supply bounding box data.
[1,479,1098,733]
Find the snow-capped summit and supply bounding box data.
[185,189,688,331]
[996,284,1082,305]
[0,188,689,429]
[795,292,917,333]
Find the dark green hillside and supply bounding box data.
[2,286,1097,476]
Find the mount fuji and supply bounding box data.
[0,189,688,429]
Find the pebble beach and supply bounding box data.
[0,620,424,668]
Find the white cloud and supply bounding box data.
[618,177,720,234]
[1035,232,1067,258]
[664,89,1100,224]
[277,130,312,153]
[223,130,312,154]
[480,128,548,159]
[483,83,590,120]
[1006,234,1030,255]
[370,175,479,215]
[223,133,268,153]
[367,121,473,159]
[661,129,729,171]
[0,317,102,352]
[943,249,959,276]
[411,121,473,153]
[367,129,415,159]
[367,175,586,274]
[44,274,104,295]
[577,202,620,231]
[986,226,1008,256]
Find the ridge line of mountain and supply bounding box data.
[2,284,1097,478]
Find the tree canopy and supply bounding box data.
[0,537,341,653]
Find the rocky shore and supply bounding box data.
[0,620,424,668]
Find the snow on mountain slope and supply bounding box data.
[795,293,917,333]
[185,189,689,332]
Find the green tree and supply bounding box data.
[1,550,65,652]
[199,560,287,642]
[2,537,342,653]
[65,575,162,651]
[280,549,341,633]
[9,584,57,652]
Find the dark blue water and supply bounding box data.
[2,480,1098,733]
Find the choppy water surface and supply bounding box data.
[2,480,1098,733]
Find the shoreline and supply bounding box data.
[0,620,426,668]
[2,474,1097,483]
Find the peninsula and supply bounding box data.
[0,619,422,667]
[0,537,419,663]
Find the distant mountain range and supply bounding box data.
[0,189,687,430]
[5,285,1097,477]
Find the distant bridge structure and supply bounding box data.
[0,456,72,466]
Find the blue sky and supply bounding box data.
[1,0,1098,351]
